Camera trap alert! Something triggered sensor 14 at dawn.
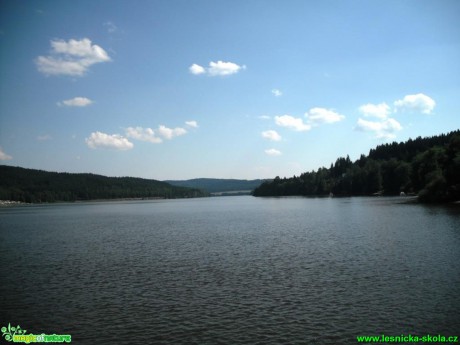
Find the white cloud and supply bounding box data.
[261,130,282,141]
[126,125,188,144]
[0,147,12,160]
[36,57,87,76]
[36,38,111,76]
[359,102,391,119]
[355,118,402,139]
[58,97,93,107]
[305,107,345,125]
[189,61,245,76]
[125,127,162,144]
[394,93,435,114]
[258,115,271,120]
[157,125,187,139]
[185,120,198,128]
[208,61,245,76]
[265,148,282,156]
[272,89,282,97]
[86,131,133,150]
[275,115,311,132]
[189,64,206,75]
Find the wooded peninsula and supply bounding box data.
[0,167,209,203]
[253,130,460,203]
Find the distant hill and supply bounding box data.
[0,166,209,203]
[254,129,460,203]
[165,178,268,194]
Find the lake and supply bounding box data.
[1,196,459,344]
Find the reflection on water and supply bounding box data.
[1,196,459,344]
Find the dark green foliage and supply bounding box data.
[253,130,460,203]
[381,159,409,194]
[164,178,267,194]
[0,166,209,203]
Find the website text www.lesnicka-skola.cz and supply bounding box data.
[356,334,458,343]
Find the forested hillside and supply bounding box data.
[0,166,209,203]
[253,130,460,203]
[165,178,267,194]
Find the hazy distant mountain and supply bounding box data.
[164,178,268,194]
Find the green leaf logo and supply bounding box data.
[1,323,27,342]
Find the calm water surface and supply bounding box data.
[1,196,459,344]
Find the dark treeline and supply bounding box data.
[0,166,209,203]
[165,178,267,193]
[253,130,460,203]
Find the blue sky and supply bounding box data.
[0,0,459,180]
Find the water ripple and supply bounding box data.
[1,197,459,344]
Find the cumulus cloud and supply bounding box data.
[58,97,93,107]
[125,127,162,144]
[355,118,402,139]
[208,61,245,76]
[265,148,282,156]
[261,130,282,141]
[0,147,12,160]
[359,102,391,119]
[157,125,187,139]
[86,131,133,150]
[185,120,198,128]
[272,89,282,97]
[394,93,435,114]
[305,107,345,125]
[189,64,206,75]
[275,115,311,132]
[189,61,246,76]
[126,125,187,143]
[36,38,111,76]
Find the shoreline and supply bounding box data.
[2,195,459,207]
[0,200,24,207]
[0,195,217,207]
[0,197,172,207]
